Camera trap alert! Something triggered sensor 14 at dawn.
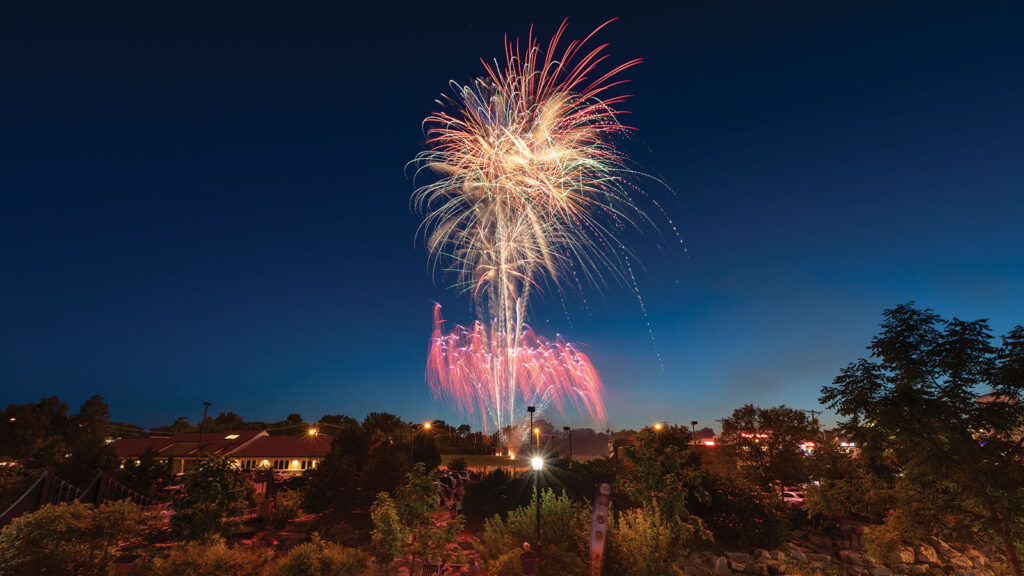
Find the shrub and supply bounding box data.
[462,468,532,530]
[447,457,468,472]
[131,539,273,576]
[692,474,790,549]
[272,488,304,529]
[171,455,251,540]
[476,489,589,576]
[0,500,153,576]
[607,502,683,576]
[272,534,366,576]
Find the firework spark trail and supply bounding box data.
[427,305,606,437]
[413,20,659,448]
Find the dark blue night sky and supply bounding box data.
[2,2,1022,431]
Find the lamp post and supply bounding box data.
[690,421,699,447]
[531,456,543,550]
[563,426,572,467]
[527,406,536,453]
[411,422,431,461]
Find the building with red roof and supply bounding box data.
[110,430,332,475]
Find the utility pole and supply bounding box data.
[808,409,826,442]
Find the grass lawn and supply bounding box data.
[441,453,521,469]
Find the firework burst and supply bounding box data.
[413,20,655,448]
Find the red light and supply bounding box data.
[702,440,716,447]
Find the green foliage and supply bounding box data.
[0,466,36,512]
[370,463,465,570]
[607,502,681,576]
[304,414,438,519]
[171,455,251,540]
[476,489,590,576]
[820,303,1024,576]
[803,466,894,523]
[447,457,468,472]
[370,492,407,565]
[0,500,154,576]
[617,426,710,543]
[118,446,171,499]
[693,473,790,549]
[272,534,366,576]
[0,396,70,464]
[272,488,304,528]
[718,404,819,490]
[131,539,273,576]
[462,468,532,530]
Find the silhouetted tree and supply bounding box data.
[821,303,1024,576]
[719,404,818,489]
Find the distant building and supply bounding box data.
[110,430,331,474]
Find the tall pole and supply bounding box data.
[527,406,536,455]
[528,406,539,553]
[535,467,540,545]
[564,426,572,468]
[690,421,698,447]
[808,409,825,442]
[199,401,211,449]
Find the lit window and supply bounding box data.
[224,434,240,440]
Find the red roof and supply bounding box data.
[111,437,174,458]
[110,430,266,458]
[231,435,332,459]
[109,431,333,460]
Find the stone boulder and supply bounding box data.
[712,555,731,576]
[783,544,807,564]
[917,545,939,564]
[804,553,833,564]
[727,553,753,566]
[948,556,974,570]
[839,550,876,568]
[897,547,917,564]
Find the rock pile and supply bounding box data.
[678,525,1009,576]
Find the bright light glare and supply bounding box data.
[531,457,544,471]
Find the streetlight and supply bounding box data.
[654,422,663,431]
[307,427,318,436]
[531,456,543,551]
[527,406,536,453]
[411,422,432,461]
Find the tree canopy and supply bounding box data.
[820,303,1024,576]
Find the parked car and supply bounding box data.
[780,491,805,507]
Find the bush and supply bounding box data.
[447,457,468,472]
[0,500,153,576]
[131,539,273,576]
[272,534,366,576]
[462,468,532,530]
[692,474,790,549]
[607,503,683,576]
[272,488,304,528]
[171,455,251,540]
[476,489,589,576]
